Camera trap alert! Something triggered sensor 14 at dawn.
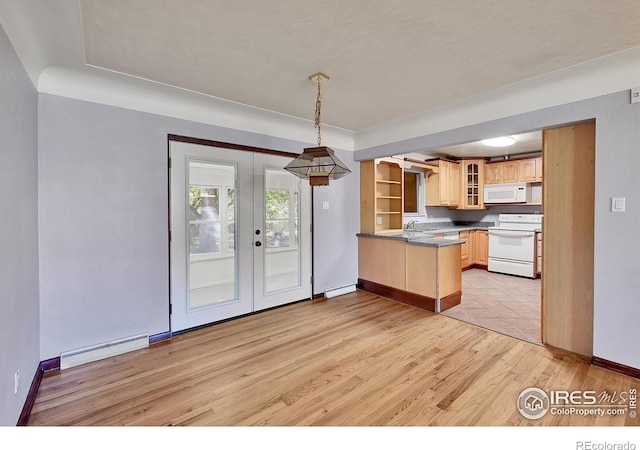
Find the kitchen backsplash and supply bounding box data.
[404,205,542,227]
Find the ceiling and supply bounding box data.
[2,1,640,133]
[416,130,542,159]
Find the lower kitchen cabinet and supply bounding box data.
[536,232,542,275]
[475,230,488,266]
[460,231,470,268]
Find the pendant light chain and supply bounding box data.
[315,76,322,146]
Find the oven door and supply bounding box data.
[488,229,535,262]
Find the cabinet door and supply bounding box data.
[460,231,469,268]
[439,161,450,205]
[536,232,542,274]
[468,230,476,264]
[475,231,488,265]
[485,163,502,184]
[449,162,460,206]
[461,160,484,209]
[518,159,537,182]
[502,161,519,183]
[535,157,543,182]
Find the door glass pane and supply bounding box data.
[264,169,301,293]
[188,161,237,310]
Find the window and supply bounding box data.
[265,189,299,248]
[404,169,425,215]
[189,186,235,255]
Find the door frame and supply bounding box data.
[167,134,314,334]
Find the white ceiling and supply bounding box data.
[2,0,640,133]
[416,130,542,159]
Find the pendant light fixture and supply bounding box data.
[284,73,351,186]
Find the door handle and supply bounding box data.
[255,241,262,247]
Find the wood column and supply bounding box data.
[542,121,595,358]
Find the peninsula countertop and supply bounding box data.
[356,232,464,248]
[357,222,493,247]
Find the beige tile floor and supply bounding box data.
[442,268,542,344]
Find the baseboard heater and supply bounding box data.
[324,283,357,299]
[60,333,149,370]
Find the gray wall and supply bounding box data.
[355,90,640,370]
[38,93,359,360]
[0,24,40,425]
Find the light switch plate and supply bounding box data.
[611,197,626,213]
[632,87,640,104]
[376,216,383,225]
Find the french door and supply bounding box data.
[169,140,311,332]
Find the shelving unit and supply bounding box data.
[360,158,404,234]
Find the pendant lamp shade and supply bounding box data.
[284,146,351,186]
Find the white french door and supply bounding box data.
[169,140,311,332]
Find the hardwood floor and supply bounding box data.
[28,290,640,426]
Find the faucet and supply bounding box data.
[405,220,417,231]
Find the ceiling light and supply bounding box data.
[284,73,351,186]
[482,136,516,147]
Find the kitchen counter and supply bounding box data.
[356,232,464,248]
[357,233,462,313]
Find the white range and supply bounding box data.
[488,214,542,279]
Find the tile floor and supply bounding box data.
[442,268,542,344]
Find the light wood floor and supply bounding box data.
[28,290,639,426]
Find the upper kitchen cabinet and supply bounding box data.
[425,159,460,208]
[485,160,518,184]
[459,159,485,210]
[485,157,542,184]
[518,157,542,182]
[360,158,404,234]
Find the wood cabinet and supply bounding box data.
[460,231,470,268]
[519,157,543,182]
[360,158,404,234]
[535,157,542,182]
[485,163,502,184]
[502,161,519,183]
[536,232,542,275]
[426,159,460,207]
[485,157,542,184]
[475,230,488,266]
[459,160,485,209]
[358,235,462,313]
[468,230,476,265]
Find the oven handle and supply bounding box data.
[489,230,535,238]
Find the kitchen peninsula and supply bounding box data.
[357,231,463,313]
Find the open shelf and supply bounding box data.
[362,158,405,235]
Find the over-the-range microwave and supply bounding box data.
[484,182,532,204]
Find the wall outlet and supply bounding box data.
[14,370,19,394]
[376,216,383,225]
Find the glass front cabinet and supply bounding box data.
[460,159,486,210]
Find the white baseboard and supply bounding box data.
[324,284,357,299]
[60,334,149,370]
